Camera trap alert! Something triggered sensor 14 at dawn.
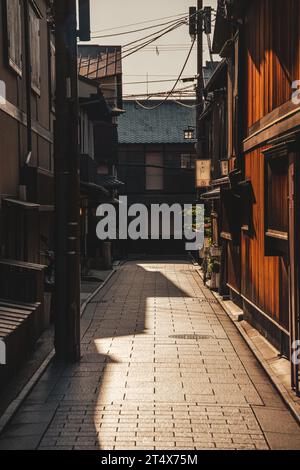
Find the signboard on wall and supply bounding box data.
[196,160,211,188]
[220,160,229,176]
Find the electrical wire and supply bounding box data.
[121,21,186,55]
[79,18,186,68]
[81,21,185,78]
[134,38,196,110]
[91,17,187,39]
[123,77,196,85]
[172,99,200,109]
[122,18,186,50]
[122,83,196,97]
[120,6,203,49]
[120,84,196,99]
[80,8,201,75]
[91,12,188,34]
[79,19,184,67]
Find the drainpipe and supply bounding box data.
[24,0,32,164]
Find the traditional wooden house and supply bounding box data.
[0,0,55,387]
[0,0,55,261]
[78,45,125,267]
[198,59,229,292]
[203,0,300,394]
[118,100,197,255]
[78,75,124,268]
[78,44,123,181]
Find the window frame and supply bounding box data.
[181,154,196,169]
[4,0,23,76]
[145,152,164,192]
[29,2,42,95]
[264,145,289,256]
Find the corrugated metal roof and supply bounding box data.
[78,45,122,80]
[118,100,196,144]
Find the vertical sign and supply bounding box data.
[196,160,211,188]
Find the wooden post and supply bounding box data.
[196,0,204,161]
[54,0,81,362]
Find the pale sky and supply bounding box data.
[87,0,218,97]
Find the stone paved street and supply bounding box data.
[0,260,300,450]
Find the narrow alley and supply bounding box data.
[0,261,299,451]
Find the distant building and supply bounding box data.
[118,100,197,255]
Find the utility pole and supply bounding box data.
[196,0,204,161]
[54,0,81,362]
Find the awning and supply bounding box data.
[201,188,221,200]
[2,198,40,210]
[2,198,55,213]
[80,181,110,198]
[211,176,230,187]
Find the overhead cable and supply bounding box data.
[134,38,196,110]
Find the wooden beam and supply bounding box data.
[248,100,300,137]
[243,107,300,153]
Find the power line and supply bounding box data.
[121,84,197,99]
[82,22,185,78]
[79,19,184,69]
[135,38,196,110]
[91,9,216,35]
[123,77,196,85]
[80,8,201,77]
[130,84,196,95]
[172,99,200,109]
[91,12,188,34]
[80,9,206,92]
[122,18,186,50]
[121,8,201,50]
[124,95,196,99]
[123,74,195,77]
[91,17,187,39]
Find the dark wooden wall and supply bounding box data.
[238,0,298,330]
[0,0,54,262]
[118,143,196,196]
[245,0,300,131]
[241,149,289,329]
[0,0,54,198]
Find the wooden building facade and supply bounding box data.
[202,0,300,393]
[78,75,124,268]
[0,0,55,263]
[78,45,124,267]
[0,0,55,388]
